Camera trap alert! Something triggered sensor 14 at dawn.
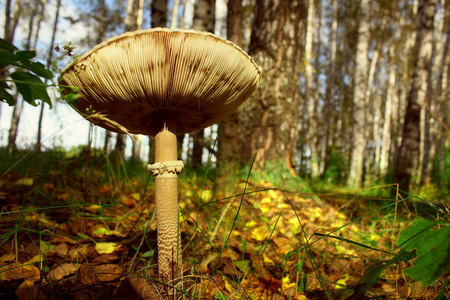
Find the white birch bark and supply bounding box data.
[304,0,319,177]
[347,0,370,188]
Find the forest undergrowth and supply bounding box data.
[0,148,448,300]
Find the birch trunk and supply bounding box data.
[217,0,243,171]
[37,0,60,149]
[321,0,338,177]
[347,0,371,188]
[421,1,448,183]
[151,0,168,28]
[304,0,319,178]
[380,47,396,176]
[191,0,216,168]
[393,0,437,194]
[116,0,145,156]
[237,0,306,171]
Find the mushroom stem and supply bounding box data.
[148,127,184,292]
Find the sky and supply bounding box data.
[1,0,227,162]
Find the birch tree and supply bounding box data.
[304,0,319,178]
[115,0,144,157]
[190,0,215,168]
[237,0,306,171]
[393,0,437,194]
[347,0,371,188]
[321,0,338,177]
[36,0,61,149]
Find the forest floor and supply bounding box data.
[0,149,448,300]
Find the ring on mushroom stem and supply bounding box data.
[59,27,261,298]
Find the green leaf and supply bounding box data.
[10,71,52,107]
[397,219,450,285]
[0,88,15,105]
[351,249,416,299]
[234,260,251,272]
[0,50,18,68]
[15,50,37,61]
[16,51,53,79]
[0,38,18,51]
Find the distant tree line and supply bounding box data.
[1,0,449,195]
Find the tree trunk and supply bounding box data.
[4,0,21,43]
[7,100,23,152]
[393,0,437,195]
[37,0,59,150]
[380,46,396,176]
[304,0,319,178]
[321,0,338,177]
[237,0,307,171]
[347,0,370,188]
[115,0,145,157]
[422,5,449,184]
[151,0,168,28]
[190,0,216,169]
[215,0,244,194]
[436,21,450,186]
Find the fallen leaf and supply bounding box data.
[121,196,136,208]
[78,264,95,285]
[54,243,69,257]
[5,263,40,281]
[93,254,120,264]
[94,264,122,282]
[15,280,45,300]
[0,254,16,264]
[95,242,120,255]
[48,263,79,280]
[14,178,33,186]
[199,253,218,273]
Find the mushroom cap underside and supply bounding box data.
[59,28,261,136]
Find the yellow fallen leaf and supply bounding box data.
[95,242,119,254]
[334,274,349,290]
[201,189,213,202]
[130,192,141,201]
[251,227,269,241]
[282,275,296,290]
[14,178,33,186]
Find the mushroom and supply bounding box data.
[59,27,261,292]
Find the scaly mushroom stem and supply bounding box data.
[147,127,184,292]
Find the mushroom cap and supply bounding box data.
[59,28,261,136]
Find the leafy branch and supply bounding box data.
[0,38,53,107]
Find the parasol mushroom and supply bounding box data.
[59,27,260,293]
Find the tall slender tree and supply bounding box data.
[304,0,319,178]
[216,0,244,194]
[347,0,370,188]
[190,0,215,168]
[7,0,39,152]
[4,0,21,43]
[237,0,307,171]
[115,0,145,156]
[393,0,437,194]
[320,0,338,177]
[36,0,61,149]
[151,0,168,28]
